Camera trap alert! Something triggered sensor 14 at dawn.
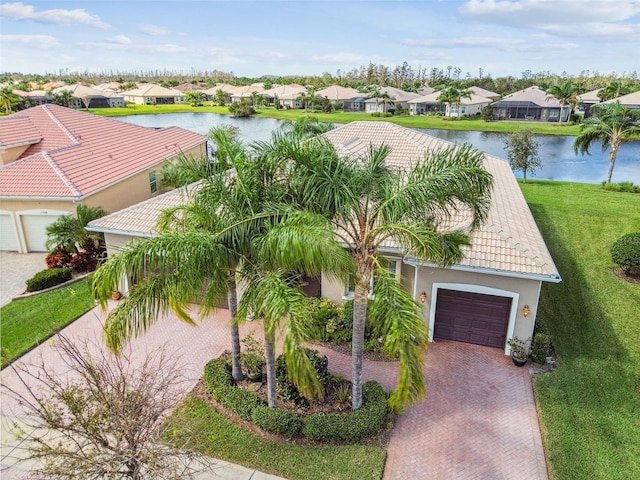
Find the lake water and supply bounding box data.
[117,113,639,184]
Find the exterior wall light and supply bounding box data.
[522,304,531,317]
[419,291,428,303]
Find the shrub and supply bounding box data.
[601,181,640,193]
[252,405,302,437]
[203,358,234,393]
[302,381,387,442]
[531,333,551,364]
[220,386,265,420]
[276,349,328,407]
[26,268,72,292]
[611,232,640,276]
[45,248,72,269]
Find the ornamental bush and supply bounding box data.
[301,381,387,442]
[531,333,551,365]
[26,267,72,292]
[611,232,640,276]
[252,405,302,437]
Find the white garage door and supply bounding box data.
[21,214,62,252]
[0,213,19,251]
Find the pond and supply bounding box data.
[117,113,639,184]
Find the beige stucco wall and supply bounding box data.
[322,260,542,355]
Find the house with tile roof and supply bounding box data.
[605,90,640,110]
[0,105,207,253]
[576,88,605,118]
[87,121,560,355]
[52,84,124,108]
[491,86,568,122]
[121,84,186,105]
[407,91,446,115]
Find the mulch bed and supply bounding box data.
[612,268,640,285]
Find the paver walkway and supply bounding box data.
[1,305,547,480]
[0,252,47,306]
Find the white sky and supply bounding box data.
[0,0,638,79]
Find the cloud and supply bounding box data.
[310,52,371,64]
[106,35,131,45]
[403,36,527,49]
[137,24,171,36]
[459,0,640,40]
[0,34,59,47]
[0,2,109,28]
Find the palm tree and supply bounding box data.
[574,101,640,184]
[275,136,493,410]
[295,91,310,112]
[279,116,334,138]
[437,86,472,118]
[546,81,578,124]
[0,87,19,114]
[46,204,107,253]
[92,132,350,407]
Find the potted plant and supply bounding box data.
[507,337,529,367]
[241,334,264,382]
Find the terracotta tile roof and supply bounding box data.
[323,121,560,281]
[0,115,42,147]
[0,105,207,199]
[88,121,559,282]
[87,183,204,238]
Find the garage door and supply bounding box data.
[21,214,61,252]
[434,289,511,349]
[0,213,19,251]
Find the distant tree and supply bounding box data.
[213,88,227,106]
[574,101,640,184]
[597,80,631,101]
[228,99,255,117]
[2,335,211,480]
[546,81,578,124]
[481,104,493,122]
[185,90,205,106]
[50,90,78,108]
[0,87,19,114]
[437,86,472,118]
[504,128,541,183]
[296,91,310,112]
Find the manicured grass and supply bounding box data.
[0,279,94,367]
[520,181,640,480]
[163,396,387,480]
[91,103,582,136]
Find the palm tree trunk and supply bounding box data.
[264,324,277,408]
[607,143,619,184]
[228,274,243,382]
[351,284,368,410]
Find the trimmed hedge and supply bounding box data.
[26,267,72,292]
[611,232,640,275]
[252,405,303,437]
[202,359,388,442]
[302,381,387,442]
[531,333,551,365]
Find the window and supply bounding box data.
[343,258,401,298]
[149,171,157,194]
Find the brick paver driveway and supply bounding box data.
[382,341,548,480]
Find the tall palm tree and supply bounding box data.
[274,135,493,410]
[574,101,640,184]
[279,116,334,138]
[546,81,577,124]
[438,86,472,118]
[92,133,350,407]
[0,87,19,114]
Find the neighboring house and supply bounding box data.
[173,83,205,92]
[444,94,493,117]
[12,89,52,108]
[316,85,362,103]
[417,85,436,96]
[605,90,640,110]
[52,84,125,108]
[577,88,605,118]
[468,86,500,101]
[227,85,266,104]
[491,86,569,122]
[121,84,186,105]
[343,96,371,113]
[379,86,420,110]
[261,84,306,108]
[407,91,446,115]
[202,83,236,102]
[87,121,560,356]
[0,105,207,253]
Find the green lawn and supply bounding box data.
[520,181,640,480]
[90,103,582,136]
[0,278,94,367]
[163,396,387,480]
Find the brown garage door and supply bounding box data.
[434,289,511,348]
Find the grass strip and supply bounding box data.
[0,278,94,368]
[521,181,640,480]
[164,396,387,480]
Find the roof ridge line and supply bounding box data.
[43,105,81,146]
[42,151,82,197]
